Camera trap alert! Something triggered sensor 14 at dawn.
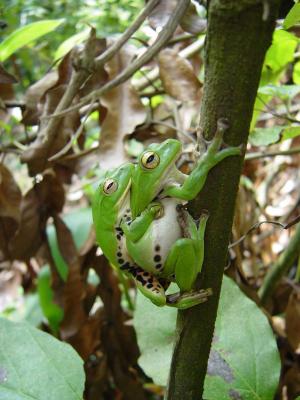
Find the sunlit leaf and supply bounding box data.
[283,3,300,29]
[293,61,300,84]
[258,84,300,100]
[0,318,84,399]
[282,126,300,141]
[0,19,65,62]
[134,276,280,399]
[249,126,283,146]
[37,265,64,333]
[54,29,90,61]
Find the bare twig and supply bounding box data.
[43,0,191,120]
[94,0,159,69]
[245,146,300,160]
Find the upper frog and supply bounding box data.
[130,125,242,218]
[130,139,185,218]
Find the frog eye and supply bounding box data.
[103,178,118,194]
[141,151,160,169]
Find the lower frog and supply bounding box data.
[122,197,212,309]
[92,163,167,300]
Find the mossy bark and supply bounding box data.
[166,1,279,399]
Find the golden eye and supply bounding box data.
[103,179,118,194]
[141,151,160,169]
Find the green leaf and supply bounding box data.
[283,3,300,29]
[282,125,300,141]
[258,84,300,100]
[263,30,298,74]
[134,276,280,400]
[249,126,283,146]
[47,208,92,280]
[0,19,65,62]
[54,29,90,61]
[37,265,64,334]
[0,318,85,399]
[293,61,300,84]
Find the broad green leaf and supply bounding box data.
[263,30,298,74]
[251,30,298,130]
[47,208,92,280]
[0,19,65,62]
[54,29,90,61]
[134,276,280,400]
[283,3,300,29]
[0,318,84,400]
[282,125,300,141]
[258,84,300,100]
[37,265,64,334]
[249,126,283,146]
[293,61,300,84]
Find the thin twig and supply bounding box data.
[94,0,159,68]
[43,0,191,120]
[245,146,300,160]
[48,99,96,161]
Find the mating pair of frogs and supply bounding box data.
[92,121,242,309]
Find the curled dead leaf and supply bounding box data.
[158,48,202,102]
[98,43,147,168]
[286,289,300,353]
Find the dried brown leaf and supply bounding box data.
[0,164,21,221]
[158,48,202,102]
[286,290,300,353]
[22,71,57,125]
[180,3,206,34]
[0,64,17,84]
[98,44,146,168]
[147,0,177,30]
[9,171,64,260]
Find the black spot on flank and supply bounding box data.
[147,283,153,288]
[124,214,127,218]
[117,252,122,257]
[136,275,146,284]
[121,262,130,270]
[156,264,162,270]
[126,217,131,222]
[126,209,130,213]
[128,221,132,226]
[116,227,122,232]
[117,235,121,240]
[148,277,153,283]
[154,254,161,262]
[143,272,150,277]
[118,258,124,265]
[155,245,160,252]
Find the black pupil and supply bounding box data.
[147,154,155,163]
[107,181,114,190]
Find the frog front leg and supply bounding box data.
[163,212,212,309]
[120,202,162,243]
[163,118,242,200]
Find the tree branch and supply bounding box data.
[166,1,280,399]
[259,223,300,304]
[43,0,191,120]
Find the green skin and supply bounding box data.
[92,163,167,300]
[123,125,242,307]
[92,126,241,308]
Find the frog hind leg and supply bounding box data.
[122,265,167,307]
[164,213,212,309]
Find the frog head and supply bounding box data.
[131,139,182,218]
[92,163,134,231]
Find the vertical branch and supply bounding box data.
[166,1,279,399]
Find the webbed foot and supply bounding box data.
[166,288,213,309]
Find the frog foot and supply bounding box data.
[166,288,213,309]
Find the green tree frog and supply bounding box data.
[130,119,242,218]
[92,163,170,302]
